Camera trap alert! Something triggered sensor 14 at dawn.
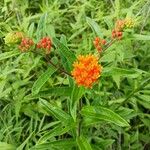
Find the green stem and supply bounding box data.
[30,50,72,77]
[77,99,82,137]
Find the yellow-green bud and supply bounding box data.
[124,18,135,28]
[4,31,24,45]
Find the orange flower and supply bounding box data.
[93,37,106,52]
[112,29,123,40]
[37,37,52,54]
[18,37,34,52]
[71,54,102,88]
[115,20,125,31]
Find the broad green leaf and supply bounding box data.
[77,136,92,150]
[0,50,20,61]
[31,139,76,150]
[81,106,129,127]
[86,17,103,38]
[39,98,73,125]
[0,142,15,150]
[32,65,57,95]
[38,123,72,144]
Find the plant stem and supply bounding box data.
[30,49,72,77]
[103,39,116,52]
[45,55,72,77]
[77,98,82,137]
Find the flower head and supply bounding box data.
[124,18,135,28]
[5,31,24,45]
[71,54,102,88]
[93,37,106,52]
[18,37,34,52]
[37,37,52,54]
[112,29,123,40]
[115,20,125,31]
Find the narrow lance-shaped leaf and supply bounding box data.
[36,13,47,41]
[0,50,20,61]
[0,142,16,150]
[53,37,76,72]
[81,106,130,127]
[86,17,103,38]
[70,84,85,121]
[26,87,72,100]
[39,98,73,125]
[31,139,76,150]
[133,34,150,40]
[38,123,73,144]
[77,136,93,150]
[32,65,57,95]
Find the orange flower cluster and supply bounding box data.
[112,18,135,40]
[93,37,106,52]
[112,29,123,40]
[111,19,124,40]
[18,37,34,52]
[115,20,125,31]
[37,37,52,54]
[71,54,102,88]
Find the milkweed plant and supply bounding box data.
[3,6,149,149]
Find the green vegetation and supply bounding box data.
[0,0,150,150]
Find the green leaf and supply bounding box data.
[77,136,92,150]
[31,139,76,150]
[70,84,85,121]
[81,106,129,127]
[135,94,150,109]
[38,123,72,144]
[39,98,73,125]
[17,132,34,150]
[133,34,150,40]
[36,13,47,41]
[46,24,55,38]
[102,67,142,78]
[28,22,35,38]
[91,137,115,149]
[115,0,120,18]
[0,142,16,150]
[86,17,103,38]
[26,87,72,100]
[32,65,57,95]
[53,37,76,72]
[0,50,20,61]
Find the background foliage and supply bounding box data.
[0,0,150,150]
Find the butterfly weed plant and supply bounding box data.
[0,0,150,150]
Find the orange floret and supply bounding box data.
[71,54,102,88]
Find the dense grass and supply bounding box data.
[0,0,150,150]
